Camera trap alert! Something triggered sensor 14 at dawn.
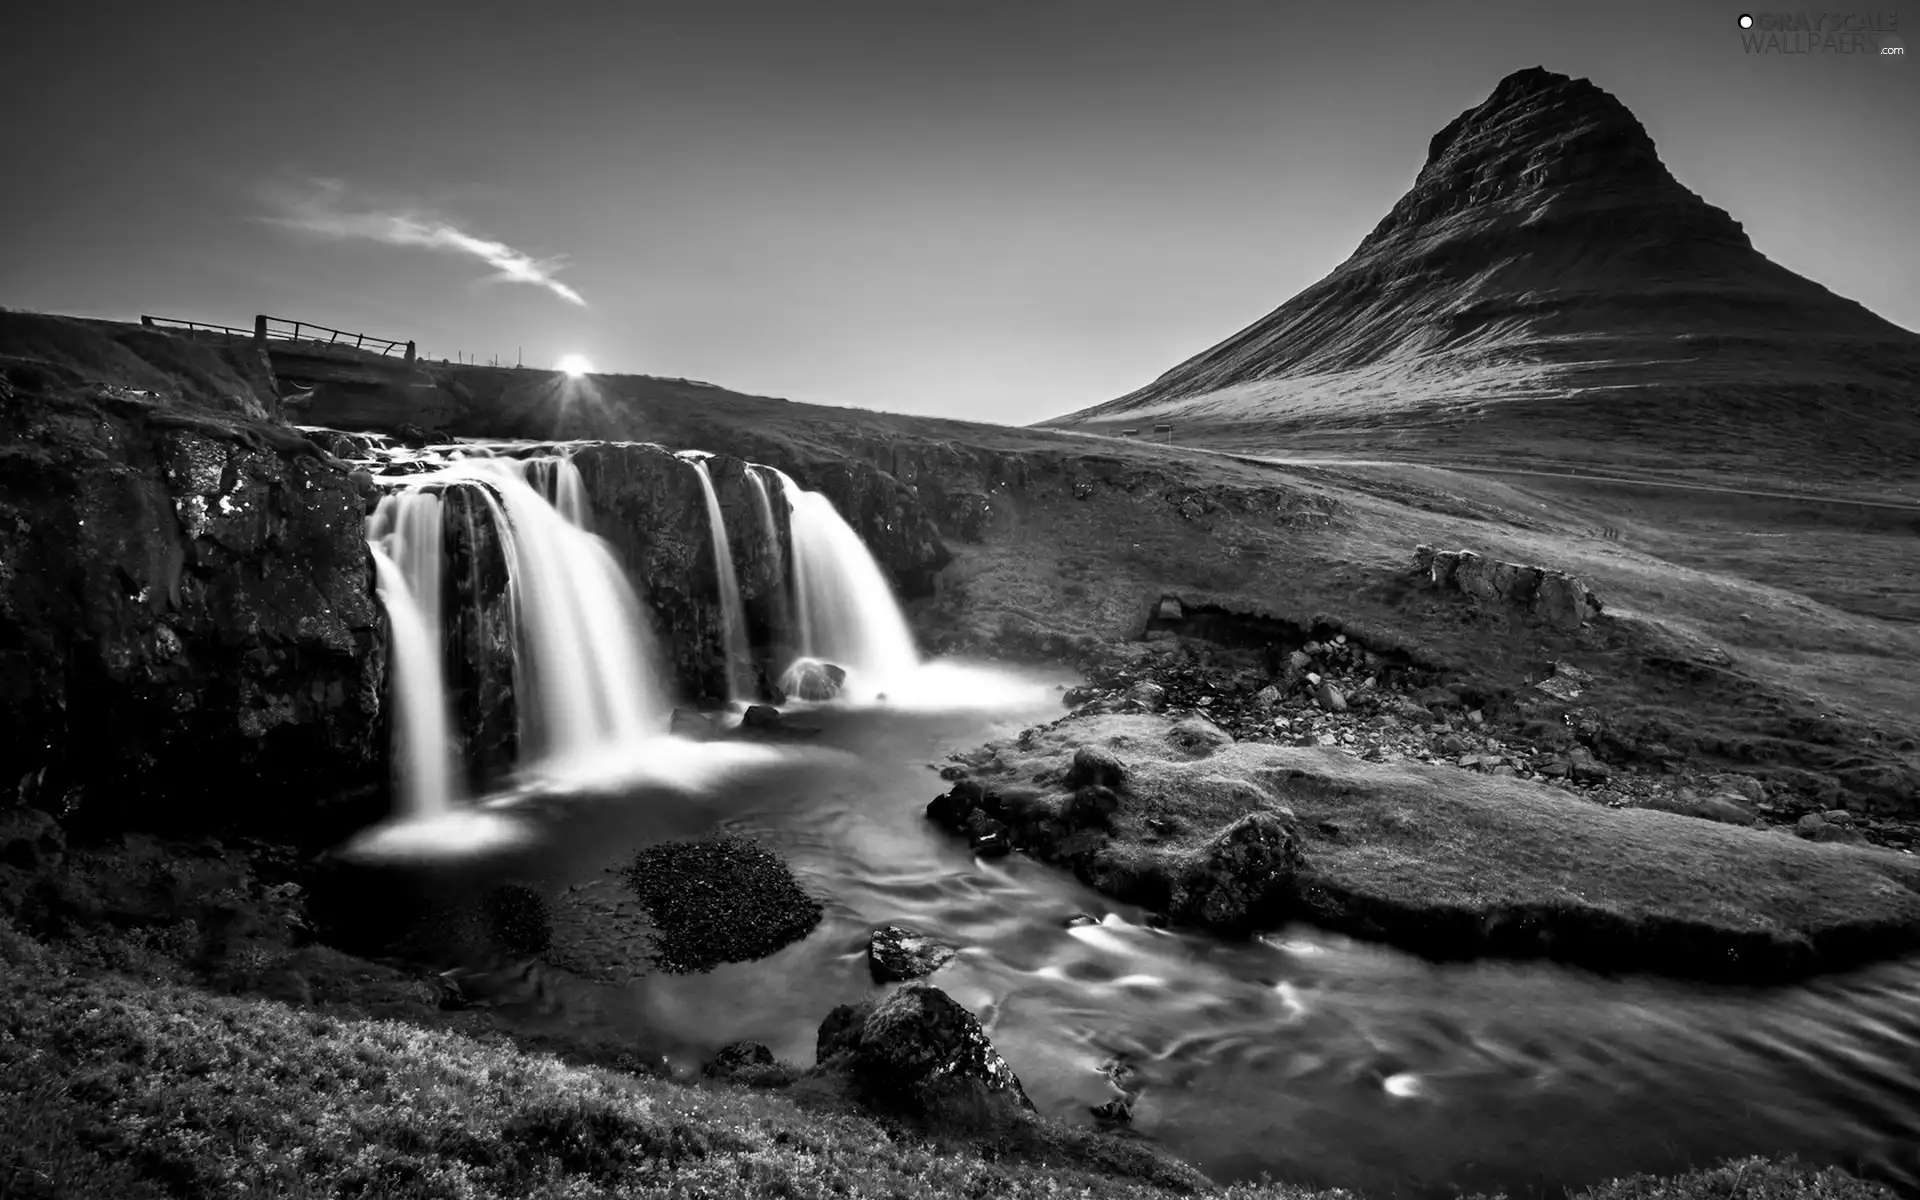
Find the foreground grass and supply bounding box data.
[962,713,1920,980]
[0,916,1894,1200]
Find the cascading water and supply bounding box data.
[454,455,671,765]
[745,467,793,657]
[366,493,459,817]
[770,469,920,699]
[524,457,591,528]
[680,454,753,703]
[365,452,675,808]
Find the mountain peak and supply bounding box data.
[1362,67,1745,251]
[1043,68,1920,479]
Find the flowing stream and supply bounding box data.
[356,436,1920,1199]
[773,468,921,701]
[487,697,1920,1199]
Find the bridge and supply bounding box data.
[142,312,458,427]
[141,313,421,387]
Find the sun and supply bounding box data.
[556,353,594,377]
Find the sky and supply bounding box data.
[2,0,1913,425]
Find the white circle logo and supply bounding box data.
[1739,13,1754,27]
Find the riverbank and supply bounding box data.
[0,905,1897,1200]
[927,709,1920,983]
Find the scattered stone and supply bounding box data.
[703,1041,779,1081]
[741,704,783,730]
[869,925,958,982]
[1815,822,1870,846]
[1568,747,1613,784]
[1314,682,1347,713]
[1254,685,1283,709]
[1063,745,1127,790]
[1156,596,1184,622]
[815,983,1035,1120]
[970,829,1012,858]
[1167,716,1234,756]
[1126,680,1168,711]
[1165,810,1304,930]
[1711,775,1766,805]
[1535,676,1583,702]
[784,658,848,702]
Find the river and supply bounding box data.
[453,667,1920,1199]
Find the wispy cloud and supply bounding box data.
[264,179,586,306]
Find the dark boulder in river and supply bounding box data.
[816,982,1034,1123]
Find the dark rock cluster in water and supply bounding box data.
[816,982,1034,1123]
[620,836,824,974]
[868,924,957,982]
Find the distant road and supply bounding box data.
[1047,427,1920,513]
[1227,452,1920,515]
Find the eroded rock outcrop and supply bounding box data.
[0,384,383,835]
[1415,544,1603,629]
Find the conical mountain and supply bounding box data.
[1046,67,1920,484]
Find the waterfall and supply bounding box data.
[366,452,672,803]
[524,457,591,528]
[745,467,792,656]
[769,469,920,698]
[366,491,458,817]
[457,456,671,762]
[680,454,752,703]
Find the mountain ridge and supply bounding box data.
[1045,67,1920,483]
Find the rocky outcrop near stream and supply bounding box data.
[0,378,384,836]
[1415,544,1604,629]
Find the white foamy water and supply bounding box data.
[771,469,921,700]
[680,453,752,703]
[448,456,671,762]
[366,537,458,817]
[362,451,797,829]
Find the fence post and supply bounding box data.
[405,341,417,365]
[253,314,267,345]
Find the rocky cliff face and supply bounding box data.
[570,443,796,703]
[0,382,384,836]
[1048,67,1920,479]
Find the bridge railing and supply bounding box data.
[141,313,416,363]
